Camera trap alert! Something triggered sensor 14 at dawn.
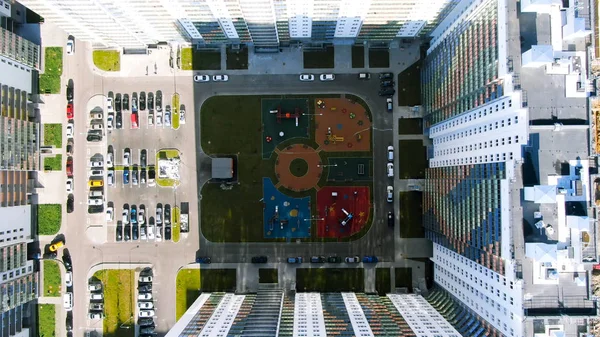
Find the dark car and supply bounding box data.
[387,211,394,227]
[132,92,138,110]
[378,88,395,97]
[164,204,171,224]
[148,92,154,110]
[88,205,104,214]
[140,326,155,335]
[66,312,73,332]
[115,93,122,113]
[66,86,73,101]
[140,168,146,184]
[123,168,130,184]
[379,72,393,80]
[138,318,154,326]
[140,334,157,337]
[196,257,211,264]
[328,256,342,263]
[67,194,74,213]
[138,284,152,292]
[87,133,102,142]
[123,94,130,110]
[124,225,131,241]
[132,167,138,185]
[156,91,162,110]
[141,149,147,168]
[62,249,72,271]
[116,222,123,242]
[310,256,326,263]
[140,91,146,111]
[132,224,139,240]
[251,256,268,263]
[362,256,379,263]
[164,224,172,241]
[148,168,156,181]
[66,139,74,156]
[380,80,395,87]
[116,112,123,129]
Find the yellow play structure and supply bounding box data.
[327,134,345,143]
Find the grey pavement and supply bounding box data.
[39,21,433,336]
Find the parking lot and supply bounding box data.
[83,87,193,244]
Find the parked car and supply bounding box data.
[379,72,393,80]
[115,93,121,113]
[164,110,171,127]
[49,240,64,252]
[116,223,123,241]
[87,197,103,206]
[65,271,73,287]
[310,256,325,263]
[299,74,314,81]
[387,163,394,177]
[63,293,73,311]
[88,179,103,187]
[380,80,395,87]
[116,112,122,129]
[164,204,171,224]
[358,72,370,80]
[132,167,138,185]
[196,257,211,264]
[378,88,395,96]
[138,318,154,326]
[387,212,394,227]
[106,152,114,168]
[147,92,154,110]
[139,275,153,283]
[386,186,393,203]
[123,169,129,184]
[319,73,335,81]
[138,302,154,310]
[141,149,147,168]
[123,150,131,166]
[287,257,302,264]
[63,249,72,271]
[90,293,103,301]
[66,38,74,55]
[124,225,131,241]
[138,310,155,318]
[67,86,74,101]
[386,97,393,112]
[88,283,102,291]
[155,91,162,110]
[345,256,360,263]
[122,209,129,224]
[123,94,129,110]
[156,205,163,225]
[66,103,74,119]
[132,92,138,109]
[66,157,73,177]
[66,139,74,156]
[67,195,74,213]
[66,122,74,139]
[107,114,114,129]
[138,207,145,225]
[138,293,153,301]
[212,74,229,82]
[164,224,172,241]
[130,207,137,224]
[90,303,103,311]
[251,256,268,263]
[88,312,103,320]
[140,224,147,241]
[140,326,155,335]
[106,207,114,222]
[132,223,139,240]
[194,74,210,82]
[139,91,146,111]
[387,145,394,161]
[86,132,102,142]
[363,256,379,263]
[328,256,342,263]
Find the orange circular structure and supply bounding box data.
[275,144,322,191]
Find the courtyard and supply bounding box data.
[199,95,375,242]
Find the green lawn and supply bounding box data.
[259,269,278,283]
[181,48,221,70]
[37,204,62,235]
[93,270,134,337]
[303,47,335,69]
[43,123,62,148]
[351,45,365,68]
[43,261,61,297]
[226,48,249,70]
[397,60,422,106]
[43,154,62,171]
[399,192,424,238]
[398,140,427,179]
[296,268,364,292]
[93,50,120,71]
[375,268,391,295]
[38,304,56,337]
[39,47,63,94]
[176,269,237,320]
[395,268,413,292]
[398,118,423,135]
[172,207,181,242]
[369,49,390,68]
[172,93,180,129]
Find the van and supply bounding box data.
[358,73,370,80]
[63,293,73,311]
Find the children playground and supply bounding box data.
[314,98,371,152]
[316,186,371,238]
[263,178,311,239]
[261,98,310,158]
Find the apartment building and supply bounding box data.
[422,0,595,336]
[17,0,457,49]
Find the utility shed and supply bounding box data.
[212,158,233,179]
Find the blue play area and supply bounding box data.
[263,178,311,239]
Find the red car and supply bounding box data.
[66,103,74,119]
[131,112,138,129]
[66,157,73,177]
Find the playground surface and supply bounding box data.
[262,98,310,158]
[326,157,372,182]
[314,98,371,152]
[263,178,311,239]
[275,144,323,192]
[316,186,370,238]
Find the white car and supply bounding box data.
[106,153,114,168]
[66,123,74,139]
[299,74,314,81]
[139,310,155,318]
[387,145,394,162]
[91,123,103,130]
[147,225,155,241]
[148,114,153,126]
[89,169,104,176]
[88,198,103,206]
[66,38,74,55]
[123,151,130,166]
[156,207,162,225]
[345,256,360,263]
[212,74,229,82]
[88,283,102,291]
[387,163,394,178]
[320,73,335,81]
[138,301,154,309]
[156,114,162,126]
[106,207,114,222]
[107,114,114,130]
[139,275,153,283]
[155,226,162,242]
[89,312,103,320]
[65,271,73,287]
[90,293,103,301]
[138,293,152,301]
[386,186,393,203]
[164,111,171,127]
[138,209,145,225]
[66,178,73,193]
[107,171,114,186]
[180,109,186,124]
[106,98,114,113]
[194,74,210,82]
[122,209,129,224]
[63,293,73,311]
[90,160,103,168]
[140,225,147,241]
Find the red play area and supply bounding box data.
[316,186,371,238]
